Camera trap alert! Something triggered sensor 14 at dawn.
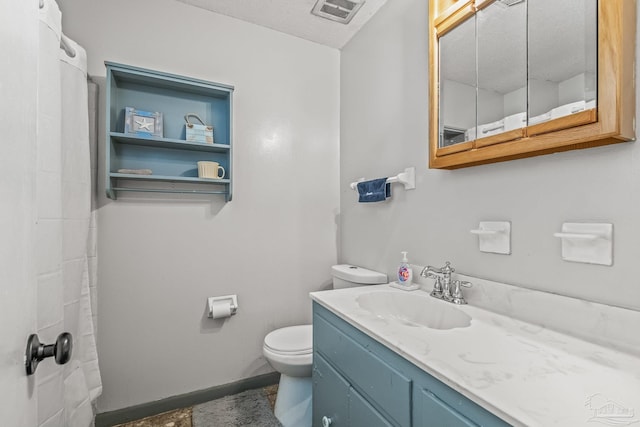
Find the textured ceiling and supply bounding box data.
[174,0,388,49]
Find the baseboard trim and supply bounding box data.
[95,372,280,427]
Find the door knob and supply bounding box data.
[25,332,73,375]
[322,416,333,427]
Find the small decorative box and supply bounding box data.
[124,107,163,138]
[184,113,214,144]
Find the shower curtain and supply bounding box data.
[38,1,102,425]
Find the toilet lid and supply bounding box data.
[332,264,387,284]
[264,324,312,355]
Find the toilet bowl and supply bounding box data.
[263,265,387,427]
[263,325,313,377]
[263,325,313,427]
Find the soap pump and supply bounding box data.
[398,251,413,285]
[391,251,419,291]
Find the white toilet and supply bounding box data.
[262,264,387,427]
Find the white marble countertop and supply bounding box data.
[310,280,640,427]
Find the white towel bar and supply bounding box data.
[470,229,499,235]
[350,167,415,191]
[553,223,613,266]
[553,232,600,240]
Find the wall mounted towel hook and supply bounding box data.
[470,229,500,235]
[553,232,600,240]
[554,223,613,265]
[470,221,511,255]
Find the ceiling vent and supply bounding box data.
[311,0,365,24]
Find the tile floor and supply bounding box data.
[264,384,278,410]
[114,386,278,427]
[114,407,191,427]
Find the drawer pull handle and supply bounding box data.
[322,416,333,427]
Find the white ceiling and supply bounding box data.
[174,0,388,49]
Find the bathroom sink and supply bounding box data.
[356,291,472,330]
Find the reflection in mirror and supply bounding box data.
[476,0,527,142]
[439,16,476,148]
[528,0,597,125]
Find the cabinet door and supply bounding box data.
[417,389,479,427]
[314,313,412,426]
[527,0,598,135]
[349,386,393,427]
[313,353,349,427]
[438,14,476,155]
[475,0,527,148]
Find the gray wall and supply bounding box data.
[58,0,340,412]
[340,0,640,312]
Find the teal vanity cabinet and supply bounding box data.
[312,303,511,427]
[105,62,234,200]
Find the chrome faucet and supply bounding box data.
[420,261,472,304]
[419,262,451,298]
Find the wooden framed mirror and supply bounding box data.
[429,0,636,169]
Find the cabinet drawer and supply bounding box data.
[314,314,412,426]
[350,386,394,427]
[418,389,479,427]
[313,354,349,427]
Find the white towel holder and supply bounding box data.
[552,232,600,240]
[470,221,511,255]
[470,229,499,235]
[350,167,416,191]
[553,223,613,266]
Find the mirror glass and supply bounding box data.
[476,0,527,140]
[528,0,597,124]
[439,16,476,148]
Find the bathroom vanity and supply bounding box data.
[310,281,640,426]
[313,304,508,426]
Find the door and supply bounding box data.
[349,387,393,427]
[312,354,350,427]
[0,1,39,425]
[417,389,479,427]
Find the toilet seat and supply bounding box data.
[264,325,312,355]
[263,324,313,378]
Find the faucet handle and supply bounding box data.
[450,280,472,304]
[430,276,444,299]
[441,261,454,274]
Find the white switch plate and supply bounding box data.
[470,221,511,255]
[555,222,613,266]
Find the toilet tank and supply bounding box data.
[331,264,388,289]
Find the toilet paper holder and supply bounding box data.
[207,295,238,318]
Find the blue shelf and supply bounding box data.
[105,62,234,201]
[110,132,230,153]
[110,173,230,184]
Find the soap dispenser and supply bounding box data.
[398,251,413,285]
[391,251,419,291]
